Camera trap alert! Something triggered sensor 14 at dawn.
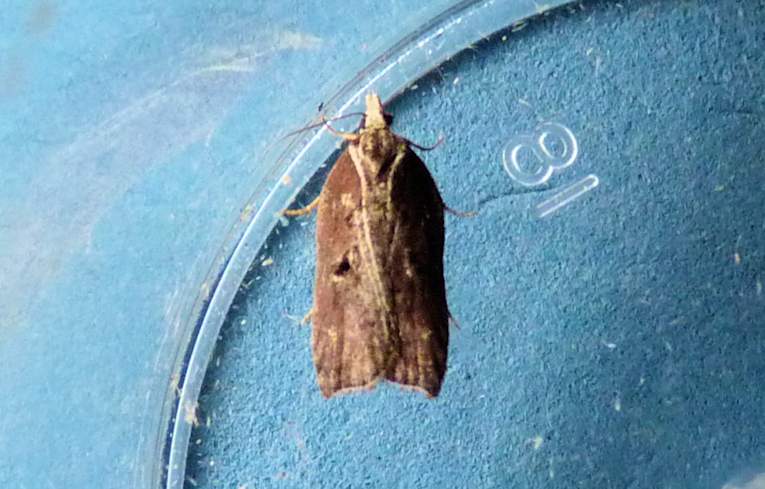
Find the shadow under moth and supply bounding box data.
[287,93,450,399]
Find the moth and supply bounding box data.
[287,93,450,399]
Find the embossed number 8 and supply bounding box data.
[502,122,579,187]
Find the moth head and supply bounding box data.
[361,93,393,130]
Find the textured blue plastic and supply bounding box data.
[2,1,764,489]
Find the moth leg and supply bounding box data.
[444,204,477,218]
[284,194,321,217]
[284,308,313,326]
[300,308,313,326]
[447,313,462,330]
[321,115,360,141]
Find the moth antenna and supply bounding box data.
[405,135,445,152]
[283,112,364,139]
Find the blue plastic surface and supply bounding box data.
[2,0,764,488]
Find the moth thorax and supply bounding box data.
[359,129,398,175]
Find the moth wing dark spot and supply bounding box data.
[334,254,351,276]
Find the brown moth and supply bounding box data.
[288,93,449,399]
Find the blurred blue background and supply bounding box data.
[1,1,763,488]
